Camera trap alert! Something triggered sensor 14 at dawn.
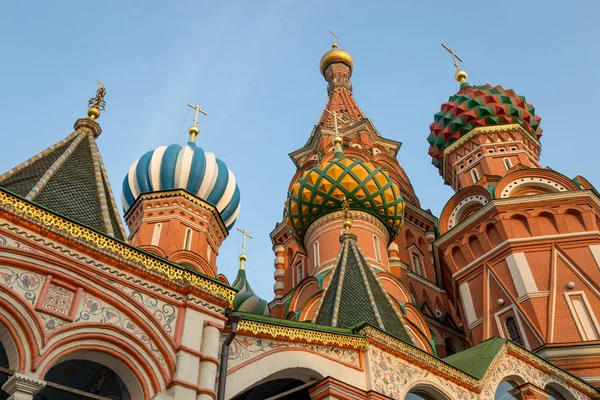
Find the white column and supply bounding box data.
[506,253,538,297]
[1,374,46,400]
[197,321,222,400]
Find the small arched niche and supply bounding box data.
[507,214,531,237]
[564,209,586,232]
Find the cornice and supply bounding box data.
[125,189,229,237]
[0,188,235,305]
[436,190,600,247]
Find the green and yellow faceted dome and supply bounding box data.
[286,158,404,244]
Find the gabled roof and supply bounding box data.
[0,119,126,240]
[443,337,506,379]
[314,231,411,343]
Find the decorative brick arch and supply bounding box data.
[494,169,579,199]
[440,186,491,234]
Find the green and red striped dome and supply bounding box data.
[427,83,542,170]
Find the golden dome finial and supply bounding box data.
[87,81,106,120]
[187,103,207,143]
[320,30,353,76]
[455,70,468,84]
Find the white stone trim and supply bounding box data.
[459,282,477,325]
[589,245,600,271]
[493,305,531,350]
[505,253,539,297]
[564,291,600,341]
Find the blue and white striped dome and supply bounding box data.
[122,141,240,231]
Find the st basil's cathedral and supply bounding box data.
[0,39,598,400]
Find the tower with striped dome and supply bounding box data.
[122,105,240,277]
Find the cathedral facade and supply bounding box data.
[0,44,598,400]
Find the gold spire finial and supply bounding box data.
[342,198,352,230]
[441,44,468,84]
[87,81,106,120]
[187,103,208,142]
[327,29,340,49]
[236,228,253,269]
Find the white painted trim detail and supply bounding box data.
[505,253,539,297]
[564,291,600,341]
[589,245,600,271]
[459,282,477,325]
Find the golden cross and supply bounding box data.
[236,228,253,256]
[441,43,463,72]
[187,103,208,127]
[324,109,352,136]
[327,29,340,47]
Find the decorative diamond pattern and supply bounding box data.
[285,158,404,243]
[427,83,542,170]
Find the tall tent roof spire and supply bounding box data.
[318,37,365,127]
[0,84,126,240]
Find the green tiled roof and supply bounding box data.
[443,337,506,379]
[314,232,410,343]
[0,128,126,240]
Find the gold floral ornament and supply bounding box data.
[87,81,106,120]
[342,197,352,230]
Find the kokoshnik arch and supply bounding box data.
[0,40,598,400]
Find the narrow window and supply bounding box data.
[503,158,513,171]
[373,236,381,262]
[411,253,422,276]
[183,228,193,250]
[470,168,480,184]
[314,241,320,267]
[207,245,212,262]
[296,263,303,284]
[151,223,162,246]
[505,317,523,346]
[572,299,599,340]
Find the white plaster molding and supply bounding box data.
[459,283,477,325]
[493,305,531,350]
[516,291,550,303]
[506,253,539,297]
[589,245,600,271]
[1,374,46,398]
[467,317,483,330]
[563,291,600,341]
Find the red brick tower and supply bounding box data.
[431,67,600,384]
[269,43,465,356]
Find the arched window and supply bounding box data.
[505,317,523,346]
[373,235,381,262]
[296,263,303,284]
[151,223,162,246]
[314,241,320,268]
[38,359,133,399]
[503,158,513,171]
[405,391,438,400]
[411,253,422,276]
[445,337,457,356]
[494,380,519,399]
[183,228,193,250]
[207,245,212,262]
[545,384,569,400]
[470,168,480,184]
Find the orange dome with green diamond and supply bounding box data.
[285,157,404,244]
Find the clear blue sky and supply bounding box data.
[1,1,599,300]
